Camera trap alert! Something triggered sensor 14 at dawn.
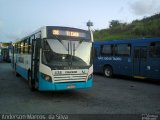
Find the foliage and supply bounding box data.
[94,13,160,41]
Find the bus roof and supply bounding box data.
[14,26,90,43]
[94,37,160,45]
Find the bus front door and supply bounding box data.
[30,39,40,89]
[133,47,147,78]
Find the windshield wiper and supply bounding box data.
[73,40,82,57]
[54,35,69,52]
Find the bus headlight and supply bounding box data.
[41,73,52,82]
[88,74,93,80]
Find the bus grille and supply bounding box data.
[53,74,87,83]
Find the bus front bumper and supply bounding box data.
[38,74,92,91]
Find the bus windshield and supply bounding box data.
[42,39,92,70]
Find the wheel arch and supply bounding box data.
[103,64,113,73]
[103,64,114,77]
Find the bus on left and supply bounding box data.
[11,26,93,91]
[0,42,12,62]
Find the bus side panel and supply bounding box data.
[113,57,132,76]
[93,46,103,73]
[15,54,31,80]
[147,58,160,80]
[93,46,132,76]
[16,64,28,80]
[95,58,113,73]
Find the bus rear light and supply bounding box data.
[41,73,52,82]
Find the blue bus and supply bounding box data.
[93,38,160,80]
[11,26,93,91]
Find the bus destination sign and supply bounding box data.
[46,26,91,41]
[52,30,80,37]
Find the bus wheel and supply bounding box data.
[104,66,113,77]
[28,72,36,91]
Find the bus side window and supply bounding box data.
[14,44,17,54]
[100,44,113,56]
[18,42,21,54]
[16,43,18,53]
[24,39,28,54]
[23,41,25,53]
[115,44,131,57]
[21,41,24,54]
[28,38,32,53]
[134,48,140,58]
[149,42,160,58]
[141,48,147,59]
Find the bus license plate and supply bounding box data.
[67,85,76,89]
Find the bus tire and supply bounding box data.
[104,66,113,78]
[28,72,36,91]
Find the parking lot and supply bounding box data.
[0,62,160,115]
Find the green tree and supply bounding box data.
[109,20,120,28]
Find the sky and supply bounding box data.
[0,0,160,42]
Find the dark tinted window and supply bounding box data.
[134,47,147,59]
[24,40,28,54]
[141,48,147,59]
[149,42,160,58]
[115,44,131,56]
[29,38,32,53]
[18,42,21,53]
[101,44,113,56]
[134,48,140,58]
[21,41,24,54]
[15,44,17,53]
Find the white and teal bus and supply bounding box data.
[11,26,93,91]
